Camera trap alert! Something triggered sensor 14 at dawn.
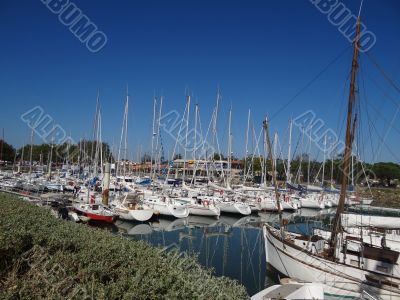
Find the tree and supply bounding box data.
[213,153,226,161]
[141,153,152,163]
[173,153,182,160]
[372,162,400,186]
[0,139,15,162]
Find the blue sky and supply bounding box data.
[1,0,399,163]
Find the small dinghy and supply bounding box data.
[251,278,324,300]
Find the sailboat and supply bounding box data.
[111,191,154,221]
[73,95,117,224]
[263,15,400,299]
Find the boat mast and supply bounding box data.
[182,95,191,183]
[227,106,232,189]
[322,134,327,186]
[273,132,278,178]
[0,128,3,167]
[286,119,292,183]
[155,95,163,177]
[307,132,312,186]
[263,118,282,216]
[29,127,34,179]
[191,103,199,186]
[329,17,361,252]
[243,109,250,184]
[123,89,129,179]
[150,96,157,180]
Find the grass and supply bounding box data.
[0,194,248,300]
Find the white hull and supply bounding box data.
[145,197,189,218]
[300,197,325,209]
[217,201,251,215]
[260,198,279,211]
[113,207,154,221]
[280,200,297,211]
[188,205,220,217]
[264,224,400,299]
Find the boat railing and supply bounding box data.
[361,290,378,300]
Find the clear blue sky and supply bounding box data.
[1,0,399,163]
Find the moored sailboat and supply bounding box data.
[263,15,400,299]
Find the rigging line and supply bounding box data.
[270,46,352,121]
[365,51,400,97]
[368,111,400,163]
[363,94,400,136]
[359,63,377,161]
[363,68,400,110]
[335,70,352,145]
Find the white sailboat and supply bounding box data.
[144,195,190,218]
[111,191,154,221]
[263,15,400,299]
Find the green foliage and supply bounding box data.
[372,162,400,186]
[0,194,248,300]
[213,153,226,161]
[16,140,114,164]
[0,140,15,162]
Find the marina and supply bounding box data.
[1,1,400,299]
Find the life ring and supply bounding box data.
[219,190,223,195]
[284,195,289,202]
[257,197,262,203]
[203,200,210,206]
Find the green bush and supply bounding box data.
[0,194,248,299]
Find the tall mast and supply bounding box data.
[0,128,4,165]
[263,118,282,216]
[191,103,199,186]
[243,109,250,184]
[297,127,305,183]
[329,17,361,252]
[351,153,355,187]
[155,95,163,177]
[307,132,312,186]
[193,103,198,161]
[227,106,232,188]
[322,134,327,186]
[273,132,278,177]
[150,96,157,179]
[29,128,34,178]
[123,88,129,178]
[330,149,334,187]
[286,119,292,183]
[182,95,191,183]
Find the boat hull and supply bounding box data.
[217,201,251,215]
[263,224,400,299]
[73,204,116,223]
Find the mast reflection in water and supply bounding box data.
[91,209,334,296]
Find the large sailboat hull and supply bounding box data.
[263,224,400,299]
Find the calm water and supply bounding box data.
[92,209,335,296]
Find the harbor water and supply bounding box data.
[92,209,335,296]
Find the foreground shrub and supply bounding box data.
[0,194,248,299]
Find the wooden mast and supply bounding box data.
[263,118,282,216]
[329,17,361,253]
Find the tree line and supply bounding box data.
[1,139,399,186]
